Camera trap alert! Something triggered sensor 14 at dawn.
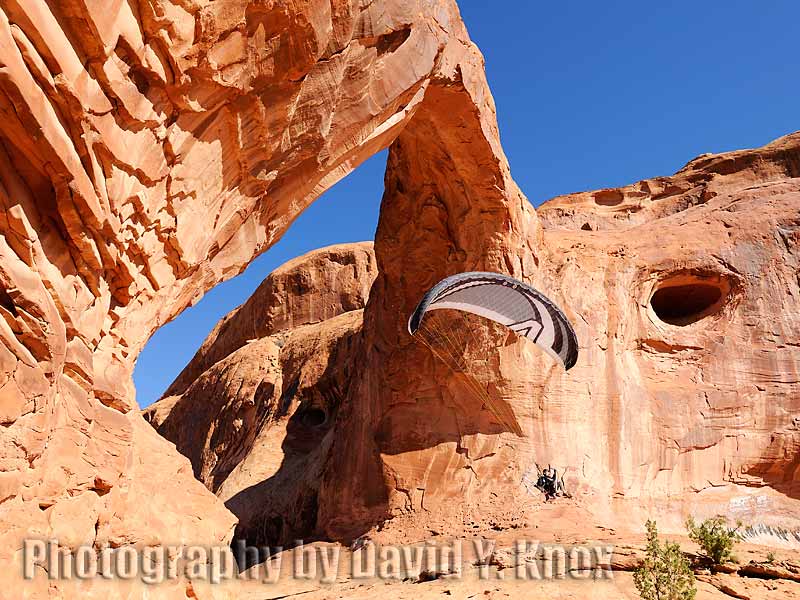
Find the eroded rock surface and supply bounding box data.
[535,133,800,526]
[152,134,800,554]
[0,0,507,595]
[163,241,376,399]
[1,0,799,596]
[145,243,376,554]
[330,131,800,542]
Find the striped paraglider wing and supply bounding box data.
[408,272,579,370]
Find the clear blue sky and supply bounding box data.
[134,2,799,407]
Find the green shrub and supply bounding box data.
[685,516,742,565]
[766,551,776,564]
[634,520,697,600]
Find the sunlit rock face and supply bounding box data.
[318,132,800,542]
[152,134,800,550]
[0,0,508,594]
[533,133,800,529]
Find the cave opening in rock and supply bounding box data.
[0,286,17,317]
[593,189,624,206]
[650,274,731,326]
[299,407,327,428]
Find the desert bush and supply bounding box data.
[634,520,697,600]
[685,516,742,565]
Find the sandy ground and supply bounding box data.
[205,501,800,600]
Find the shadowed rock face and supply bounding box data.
[162,241,377,399]
[144,243,376,555]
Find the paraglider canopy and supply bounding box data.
[408,272,579,370]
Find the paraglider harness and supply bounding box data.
[533,464,571,501]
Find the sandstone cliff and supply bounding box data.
[333,130,798,542]
[0,0,798,597]
[0,0,516,596]
[152,134,800,553]
[144,243,376,556]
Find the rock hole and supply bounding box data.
[376,27,412,55]
[0,286,17,316]
[299,407,326,428]
[593,189,624,206]
[650,272,732,326]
